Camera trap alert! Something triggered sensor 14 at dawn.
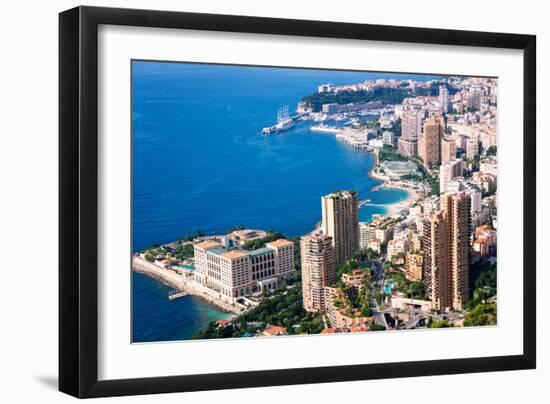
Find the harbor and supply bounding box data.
[309,124,374,151]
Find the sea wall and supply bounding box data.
[132,256,242,315]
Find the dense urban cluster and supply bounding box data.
[134,75,498,338]
[297,76,497,332]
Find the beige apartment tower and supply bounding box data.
[301,234,335,312]
[398,107,424,158]
[420,115,445,167]
[441,192,471,311]
[422,211,451,311]
[422,192,471,311]
[321,191,359,265]
[441,136,457,164]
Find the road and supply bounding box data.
[370,257,389,329]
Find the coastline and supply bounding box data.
[368,151,422,217]
[132,255,242,315]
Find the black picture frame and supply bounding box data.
[59,5,536,398]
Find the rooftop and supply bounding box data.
[248,247,275,257]
[323,190,357,199]
[222,250,249,260]
[266,239,294,248]
[195,240,222,250]
[383,160,418,172]
[262,326,288,336]
[207,247,228,256]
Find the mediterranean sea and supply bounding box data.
[131,61,440,342]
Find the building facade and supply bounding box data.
[401,106,424,141]
[440,159,464,194]
[467,87,483,111]
[193,239,295,303]
[439,85,450,113]
[321,191,359,265]
[398,106,424,158]
[422,192,471,311]
[441,192,471,310]
[301,234,336,312]
[419,115,445,167]
[422,211,451,311]
[441,136,457,164]
[466,134,480,159]
[359,216,396,248]
[405,252,424,281]
[397,138,418,158]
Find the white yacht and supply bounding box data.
[262,106,295,135]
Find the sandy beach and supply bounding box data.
[383,184,420,216]
[368,152,423,217]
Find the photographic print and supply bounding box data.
[131,61,498,343]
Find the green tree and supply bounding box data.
[300,87,412,112]
[464,303,497,326]
[428,318,453,328]
[242,231,286,251]
[175,243,194,260]
[360,306,373,317]
[369,324,386,331]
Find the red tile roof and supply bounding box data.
[262,326,288,336]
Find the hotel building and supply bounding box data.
[301,234,335,312]
[193,238,295,303]
[321,191,359,265]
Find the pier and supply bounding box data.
[359,198,388,208]
[168,290,188,300]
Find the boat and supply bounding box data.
[262,106,295,135]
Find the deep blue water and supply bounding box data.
[131,61,439,342]
[132,272,231,343]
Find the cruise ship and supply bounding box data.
[262,106,295,135]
